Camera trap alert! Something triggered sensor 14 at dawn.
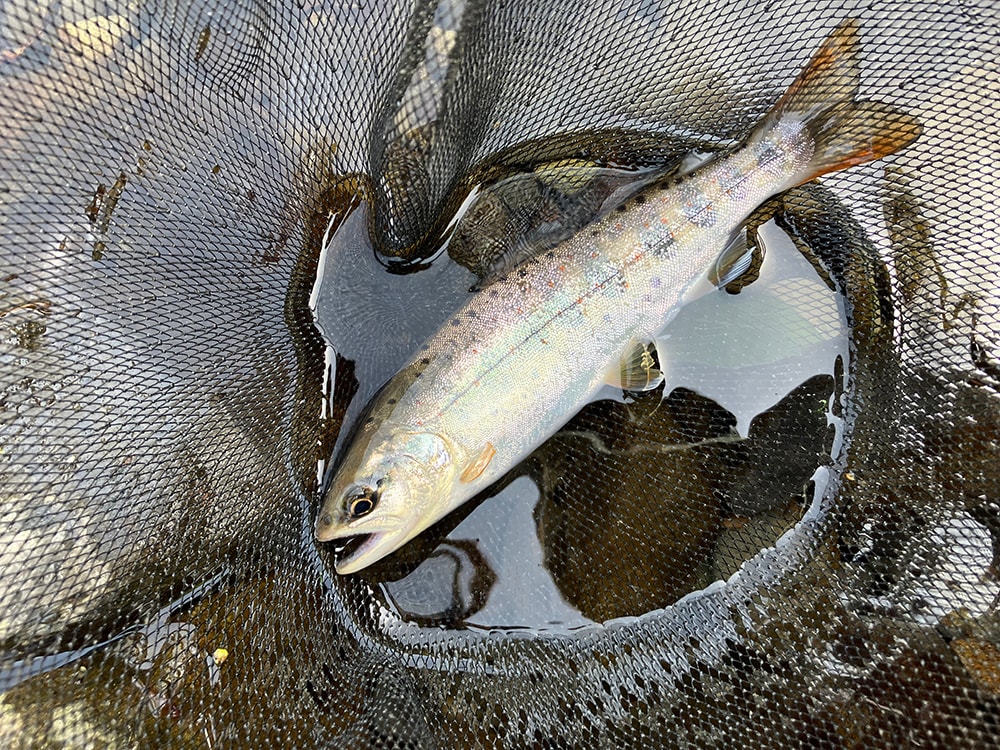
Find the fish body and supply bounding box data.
[316,19,920,574]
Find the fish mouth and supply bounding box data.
[315,508,414,573]
[332,529,409,575]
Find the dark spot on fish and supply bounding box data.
[718,165,748,199]
[489,289,499,298]
[518,269,528,278]
[635,195,646,205]
[615,204,627,213]
[387,398,396,405]
[590,230,600,238]
[320,512,332,527]
[421,343,430,351]
[364,416,374,426]
[546,251,555,259]
[420,357,430,365]
[451,318,461,326]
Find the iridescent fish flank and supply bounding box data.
[316,19,921,574]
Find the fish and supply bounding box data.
[315,19,921,574]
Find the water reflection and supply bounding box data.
[382,476,598,631]
[381,540,497,628]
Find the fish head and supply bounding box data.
[315,428,460,574]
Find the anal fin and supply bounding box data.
[709,226,766,293]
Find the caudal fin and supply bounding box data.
[773,19,921,182]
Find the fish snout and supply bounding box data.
[314,509,346,542]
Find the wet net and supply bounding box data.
[2,0,999,747]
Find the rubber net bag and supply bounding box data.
[1,0,998,747]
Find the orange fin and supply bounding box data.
[771,18,921,182]
[460,442,496,483]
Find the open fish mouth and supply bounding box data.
[334,530,406,575]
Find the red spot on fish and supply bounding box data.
[575,297,583,305]
[558,265,566,272]
[590,252,598,259]
[614,222,623,230]
[547,280,555,287]
[660,217,670,224]
[516,307,524,314]
[643,221,650,229]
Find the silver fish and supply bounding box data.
[316,19,920,574]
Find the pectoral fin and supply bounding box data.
[460,442,496,483]
[607,340,664,392]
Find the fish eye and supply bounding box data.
[347,487,380,518]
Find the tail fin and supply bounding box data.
[772,19,921,182]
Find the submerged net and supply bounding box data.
[2,0,999,746]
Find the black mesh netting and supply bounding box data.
[2,0,999,747]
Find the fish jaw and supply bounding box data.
[315,504,419,574]
[314,505,400,543]
[333,527,413,575]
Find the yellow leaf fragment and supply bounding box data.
[952,637,1000,695]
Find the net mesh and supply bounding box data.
[2,0,999,747]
